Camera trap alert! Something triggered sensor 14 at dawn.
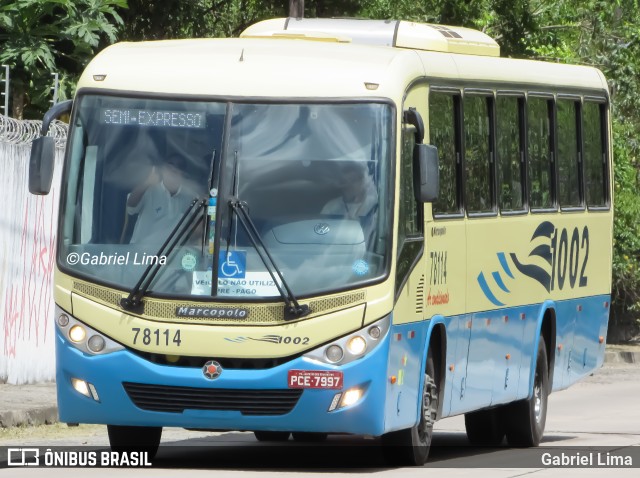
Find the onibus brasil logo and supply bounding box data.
[477,221,590,306]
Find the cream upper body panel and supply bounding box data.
[78,38,423,103]
[417,50,607,92]
[79,35,607,107]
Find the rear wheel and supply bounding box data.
[254,431,290,442]
[464,408,505,446]
[505,338,549,447]
[107,425,162,460]
[382,350,438,466]
[291,432,328,442]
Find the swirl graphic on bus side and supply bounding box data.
[477,221,590,307]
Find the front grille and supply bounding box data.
[132,350,300,369]
[123,382,302,415]
[73,280,365,325]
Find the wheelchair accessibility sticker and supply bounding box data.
[218,251,246,279]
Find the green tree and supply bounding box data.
[0,0,126,118]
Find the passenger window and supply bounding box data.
[464,95,493,214]
[557,99,581,207]
[583,102,607,207]
[527,97,553,209]
[429,92,460,215]
[496,96,524,212]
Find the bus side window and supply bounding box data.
[527,97,554,210]
[430,92,461,216]
[496,96,525,212]
[464,94,494,214]
[583,101,608,207]
[557,99,582,208]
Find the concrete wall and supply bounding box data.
[0,127,65,384]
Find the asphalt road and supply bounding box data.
[1,363,639,477]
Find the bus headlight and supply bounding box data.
[325,345,344,363]
[347,336,367,355]
[303,315,390,366]
[55,306,124,356]
[87,335,106,353]
[69,325,86,343]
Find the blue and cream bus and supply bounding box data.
[29,17,612,465]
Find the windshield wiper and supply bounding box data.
[228,197,311,321]
[121,198,206,313]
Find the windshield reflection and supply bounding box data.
[59,96,392,299]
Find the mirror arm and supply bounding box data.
[403,107,425,144]
[40,100,73,136]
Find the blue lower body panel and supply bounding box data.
[56,328,389,436]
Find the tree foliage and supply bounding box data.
[2,0,639,338]
[0,0,126,118]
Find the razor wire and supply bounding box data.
[0,115,67,148]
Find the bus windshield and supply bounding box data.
[59,95,393,300]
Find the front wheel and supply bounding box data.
[107,425,162,460]
[505,338,549,447]
[382,351,438,466]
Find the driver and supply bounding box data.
[322,161,377,219]
[126,153,194,244]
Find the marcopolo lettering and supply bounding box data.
[176,306,249,318]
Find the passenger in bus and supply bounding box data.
[126,153,195,244]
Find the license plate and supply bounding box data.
[288,370,343,389]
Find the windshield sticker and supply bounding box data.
[190,270,281,297]
[219,251,246,279]
[352,259,369,276]
[181,252,197,272]
[192,270,213,295]
[218,271,281,297]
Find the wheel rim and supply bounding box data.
[533,368,543,423]
[418,376,437,443]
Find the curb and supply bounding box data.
[0,406,58,428]
[604,350,640,364]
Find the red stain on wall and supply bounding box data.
[3,189,57,358]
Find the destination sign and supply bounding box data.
[101,108,205,129]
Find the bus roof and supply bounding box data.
[78,27,607,101]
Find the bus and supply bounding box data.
[29,17,612,466]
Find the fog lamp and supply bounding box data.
[57,314,69,327]
[71,378,91,398]
[341,388,363,407]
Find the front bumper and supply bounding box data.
[56,324,390,436]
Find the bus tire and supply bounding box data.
[291,432,328,442]
[382,350,438,466]
[464,408,505,446]
[107,425,162,460]
[253,431,290,441]
[505,338,549,447]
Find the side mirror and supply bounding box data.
[414,144,439,203]
[29,137,56,195]
[28,99,72,195]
